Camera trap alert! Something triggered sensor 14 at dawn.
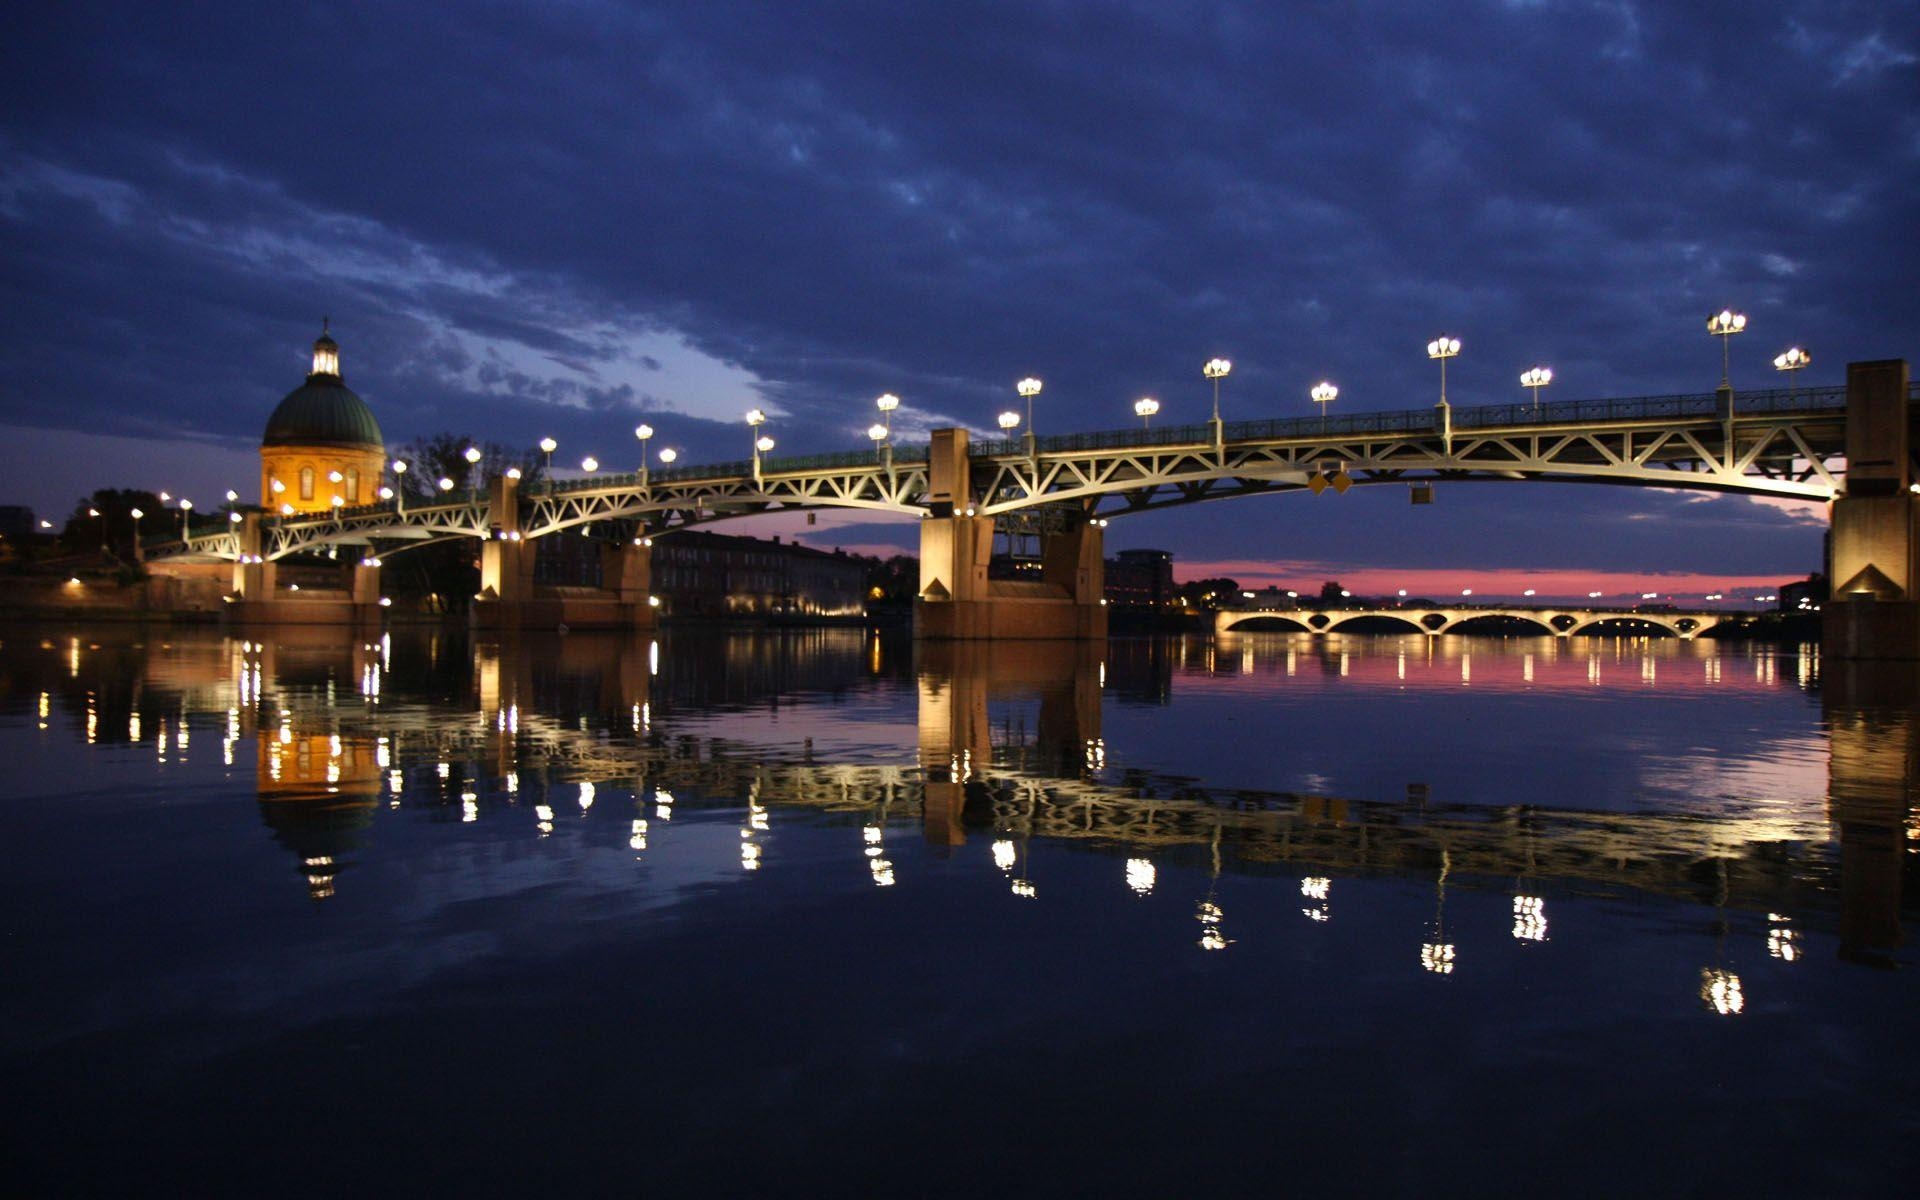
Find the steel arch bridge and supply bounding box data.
[148,382,1882,565]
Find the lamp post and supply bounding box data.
[1134,396,1160,430]
[581,456,598,475]
[1016,378,1042,435]
[129,506,143,559]
[539,437,557,491]
[633,423,655,485]
[1310,380,1338,432]
[1708,310,1747,388]
[178,499,192,539]
[754,434,775,482]
[997,409,1020,449]
[1203,358,1231,423]
[391,459,408,514]
[1520,365,1552,414]
[657,448,678,467]
[876,393,899,439]
[1773,346,1809,401]
[1427,337,1460,451]
[746,408,767,459]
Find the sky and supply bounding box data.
[2,1,1915,600]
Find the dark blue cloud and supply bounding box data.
[0,0,1912,575]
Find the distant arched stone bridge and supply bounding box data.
[1216,605,1731,639]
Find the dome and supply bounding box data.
[262,324,384,450]
[263,376,384,449]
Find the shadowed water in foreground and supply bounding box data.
[1,626,1914,1195]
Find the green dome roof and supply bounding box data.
[263,375,384,449]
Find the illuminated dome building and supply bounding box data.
[260,323,386,514]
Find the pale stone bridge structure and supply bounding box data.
[1216,604,1731,639]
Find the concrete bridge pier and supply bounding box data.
[1826,360,1918,659]
[470,473,656,631]
[915,428,1107,640]
[225,511,381,628]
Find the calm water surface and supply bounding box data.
[2,625,1915,1195]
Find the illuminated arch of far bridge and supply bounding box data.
[1215,606,1727,639]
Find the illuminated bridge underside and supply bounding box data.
[146,387,1864,563]
[1217,607,1730,638]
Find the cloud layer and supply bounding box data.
[1,1,1912,583]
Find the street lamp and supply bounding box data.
[657,448,678,466]
[756,435,775,455]
[634,423,654,479]
[463,446,482,464]
[1707,309,1747,390]
[1427,336,1461,402]
[868,422,889,444]
[1203,358,1231,423]
[1428,337,1460,450]
[391,459,407,513]
[129,506,143,552]
[876,393,900,437]
[1016,377,1042,434]
[178,498,192,538]
[1773,346,1809,401]
[1520,365,1552,414]
[1310,380,1338,431]
[997,410,1020,445]
[581,456,599,474]
[438,477,455,492]
[1134,396,1160,429]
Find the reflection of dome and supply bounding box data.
[263,327,383,450]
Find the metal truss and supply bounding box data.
[974,388,1859,520]
[520,458,929,539]
[265,496,490,560]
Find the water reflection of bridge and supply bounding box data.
[18,627,1911,963]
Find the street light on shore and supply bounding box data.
[1134,396,1160,429]
[1707,310,1747,390]
[1520,366,1552,413]
[1311,380,1338,431]
[1773,346,1810,401]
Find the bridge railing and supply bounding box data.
[543,444,931,495]
[1007,384,1861,456]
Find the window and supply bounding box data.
[299,468,314,501]
[345,469,360,503]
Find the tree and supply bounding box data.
[392,434,544,498]
[1176,576,1240,609]
[60,489,165,558]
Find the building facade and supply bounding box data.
[1104,548,1175,607]
[651,530,868,621]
